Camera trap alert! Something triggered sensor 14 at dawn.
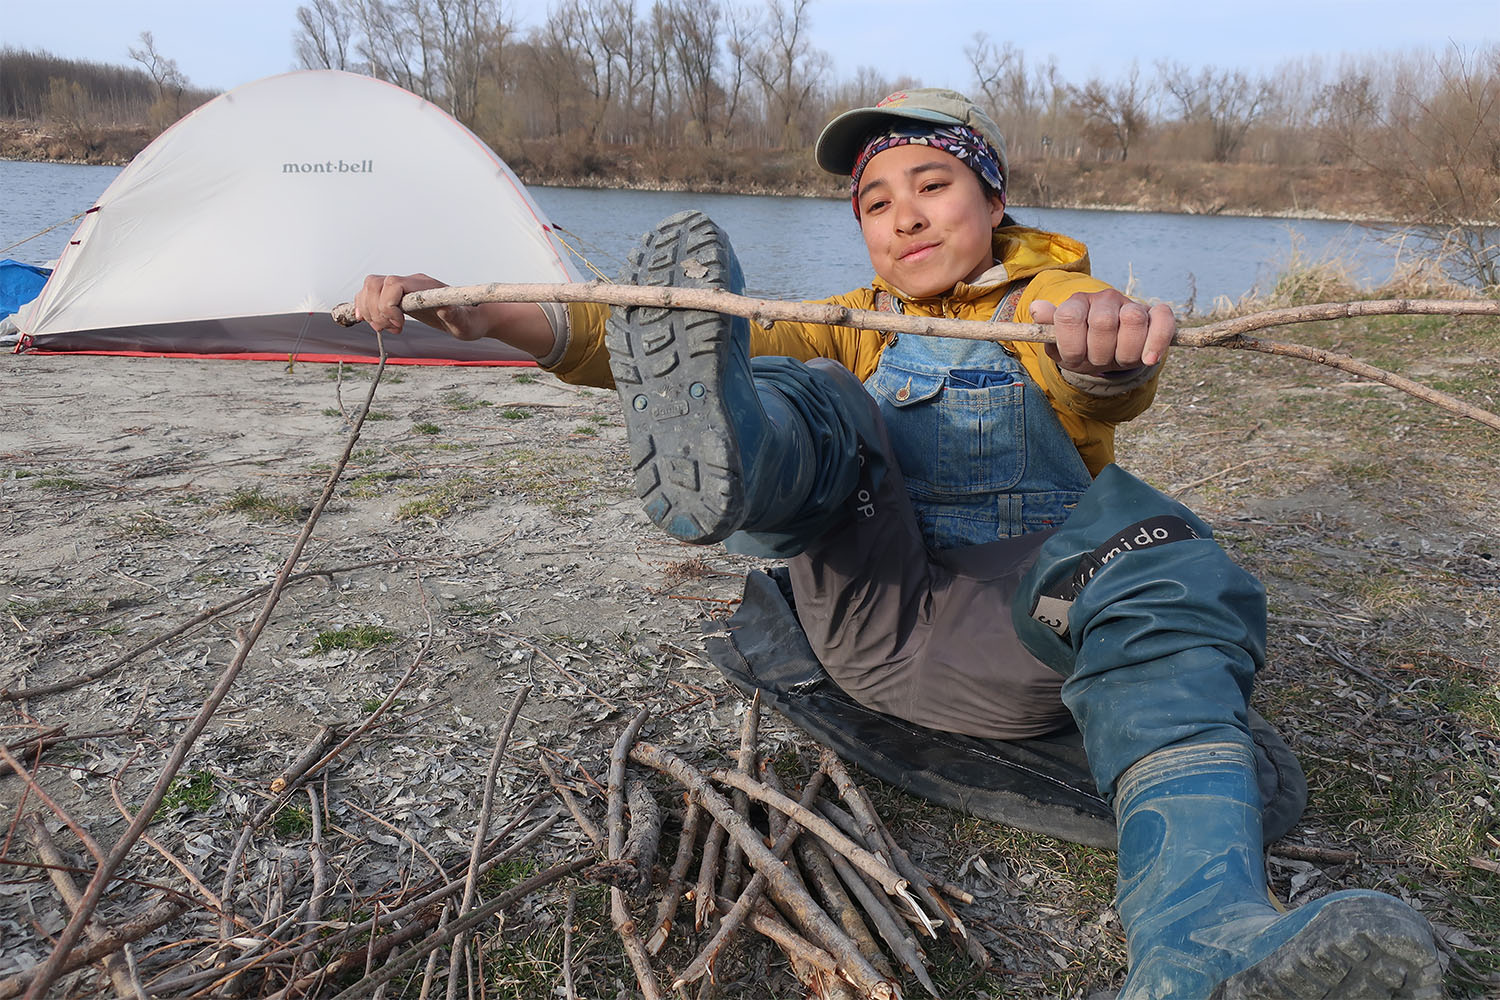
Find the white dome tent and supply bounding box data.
[19,70,580,365]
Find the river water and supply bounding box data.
[2,158,1406,308]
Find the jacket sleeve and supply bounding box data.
[544,291,888,387]
[1012,269,1163,426]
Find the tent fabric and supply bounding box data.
[0,259,50,321]
[19,70,580,364]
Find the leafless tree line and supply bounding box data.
[0,43,213,127]
[286,1,1495,280]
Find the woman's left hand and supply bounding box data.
[1030,290,1175,375]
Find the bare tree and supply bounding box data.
[719,2,754,145]
[127,30,187,125]
[1074,62,1152,161]
[1315,66,1382,165]
[1158,60,1272,162]
[745,0,829,148]
[664,0,722,144]
[1366,45,1500,286]
[295,0,354,70]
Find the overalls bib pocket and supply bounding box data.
[868,363,1027,502]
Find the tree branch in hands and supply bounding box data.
[1029,289,1176,375]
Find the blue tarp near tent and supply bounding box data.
[1,259,51,321]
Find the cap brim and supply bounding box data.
[814,106,965,175]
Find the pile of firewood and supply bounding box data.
[548,694,989,1000]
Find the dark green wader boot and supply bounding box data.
[603,210,873,552]
[1012,465,1443,1000]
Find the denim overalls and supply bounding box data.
[863,294,1093,550]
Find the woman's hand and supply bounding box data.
[1030,290,1175,375]
[354,273,491,341]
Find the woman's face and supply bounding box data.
[855,143,1005,299]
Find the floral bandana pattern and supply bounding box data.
[850,123,1006,220]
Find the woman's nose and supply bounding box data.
[895,203,926,234]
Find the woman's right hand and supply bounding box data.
[354,273,490,341]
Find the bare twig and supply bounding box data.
[711,894,847,984]
[447,685,530,1000]
[607,708,662,999]
[323,856,592,1000]
[823,846,939,999]
[23,816,145,999]
[712,768,912,901]
[0,747,106,866]
[675,771,828,989]
[538,753,604,849]
[622,778,663,893]
[631,743,897,1000]
[794,833,893,981]
[562,889,579,1000]
[269,725,341,795]
[722,692,761,900]
[693,820,726,932]
[645,797,703,954]
[0,897,189,999]
[820,750,985,966]
[332,287,1500,430]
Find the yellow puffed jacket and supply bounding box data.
[546,226,1161,475]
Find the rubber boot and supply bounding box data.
[1115,742,1441,999]
[1010,465,1442,999]
[605,210,850,545]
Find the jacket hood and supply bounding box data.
[872,225,1093,306]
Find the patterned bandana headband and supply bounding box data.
[850,123,1007,220]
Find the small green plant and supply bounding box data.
[413,421,442,435]
[311,624,400,652]
[394,476,487,521]
[114,511,180,539]
[157,769,218,815]
[32,476,90,491]
[271,804,314,838]
[346,469,417,497]
[443,391,493,411]
[222,487,306,522]
[321,407,343,417]
[512,372,539,385]
[500,408,534,421]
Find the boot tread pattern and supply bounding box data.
[604,211,744,544]
[1214,895,1444,1000]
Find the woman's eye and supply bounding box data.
[864,199,889,214]
[921,181,947,193]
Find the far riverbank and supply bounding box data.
[1,118,1396,225]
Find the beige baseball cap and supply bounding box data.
[815,87,1009,188]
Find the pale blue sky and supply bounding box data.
[1,0,1494,94]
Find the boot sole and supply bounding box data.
[1214,894,1443,999]
[605,210,745,544]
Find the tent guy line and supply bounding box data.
[330,285,1500,432]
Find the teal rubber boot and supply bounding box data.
[604,211,819,544]
[1009,465,1442,998]
[1115,742,1441,1000]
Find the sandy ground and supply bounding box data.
[2,331,1497,997]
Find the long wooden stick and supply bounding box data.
[331,287,1500,430]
